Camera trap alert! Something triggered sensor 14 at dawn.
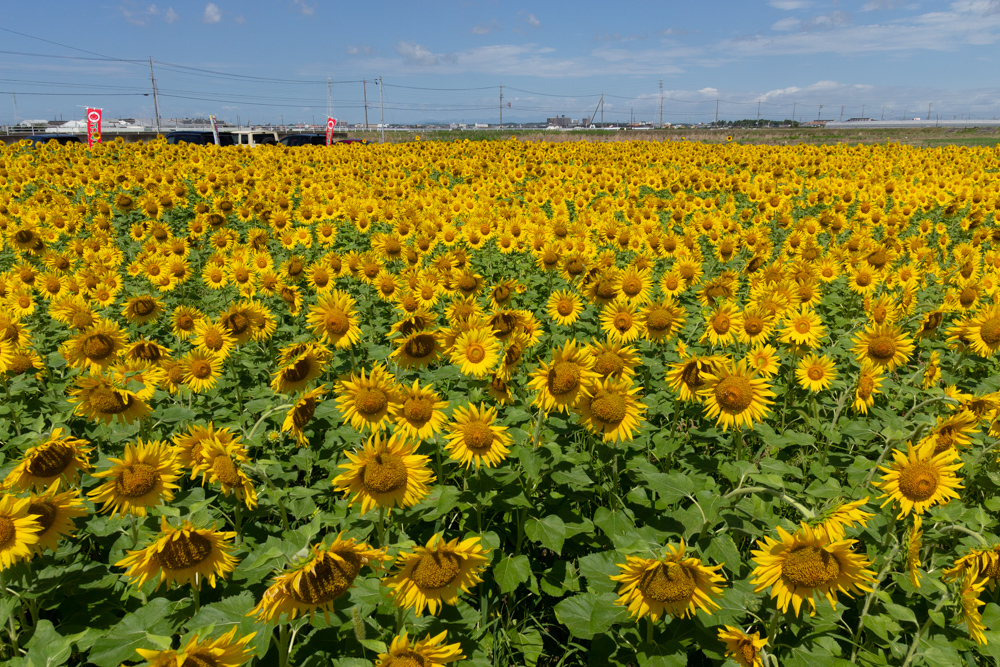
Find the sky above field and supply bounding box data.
[2,0,1000,126]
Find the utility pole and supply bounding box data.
[840,105,844,121]
[715,98,719,125]
[792,102,796,123]
[362,79,369,131]
[881,106,885,121]
[11,93,17,126]
[756,100,761,125]
[327,77,333,120]
[499,84,503,128]
[658,78,663,128]
[601,93,603,127]
[818,104,823,120]
[927,102,932,121]
[378,76,385,144]
[148,57,161,134]
[861,104,865,118]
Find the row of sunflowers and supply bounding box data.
[0,136,999,666]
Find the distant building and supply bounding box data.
[846,118,874,122]
[546,115,572,128]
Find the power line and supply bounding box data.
[0,26,145,66]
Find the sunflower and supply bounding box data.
[180,349,223,394]
[702,303,741,347]
[392,380,449,440]
[449,327,500,378]
[851,361,884,415]
[717,626,768,667]
[68,374,150,425]
[306,290,362,349]
[0,495,41,570]
[444,403,511,468]
[576,378,646,443]
[601,298,642,344]
[967,304,1000,358]
[587,338,639,381]
[192,318,236,359]
[374,631,465,667]
[639,298,686,343]
[960,569,989,645]
[271,342,329,394]
[922,350,942,389]
[335,363,400,432]
[192,439,257,510]
[382,533,489,616]
[610,541,726,621]
[171,305,203,340]
[660,269,686,296]
[745,344,781,378]
[61,318,127,374]
[875,438,963,518]
[250,536,389,622]
[282,385,326,446]
[118,517,238,591]
[332,432,434,514]
[3,428,94,492]
[812,497,873,543]
[135,627,256,667]
[88,440,182,517]
[25,485,88,553]
[779,307,826,349]
[122,294,164,325]
[851,324,915,371]
[666,354,727,403]
[751,523,875,617]
[547,289,584,326]
[699,359,775,431]
[736,307,775,346]
[795,353,837,393]
[528,339,600,414]
[392,329,442,369]
[906,515,923,588]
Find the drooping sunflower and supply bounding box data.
[751,523,875,617]
[88,440,182,517]
[717,626,768,667]
[610,541,726,622]
[374,631,465,667]
[875,438,963,518]
[528,339,600,414]
[547,289,584,327]
[282,385,326,446]
[0,495,41,570]
[960,569,989,645]
[778,306,826,349]
[335,363,400,432]
[698,359,775,431]
[68,373,150,425]
[906,515,924,588]
[306,290,362,349]
[576,378,646,443]
[382,533,489,616]
[851,361,884,415]
[61,318,127,374]
[391,380,449,440]
[444,403,512,469]
[192,438,257,510]
[122,294,164,325]
[332,432,434,514]
[795,353,837,393]
[392,329,442,369]
[117,517,239,590]
[851,324,915,371]
[135,627,256,667]
[250,536,389,622]
[271,342,329,394]
[665,354,728,403]
[25,485,88,553]
[967,304,1000,358]
[587,338,639,382]
[639,298,686,343]
[3,428,94,492]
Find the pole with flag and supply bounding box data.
[86,108,102,147]
[209,115,221,145]
[326,117,337,145]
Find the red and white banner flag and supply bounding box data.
[326,117,337,145]
[210,115,221,145]
[86,108,102,147]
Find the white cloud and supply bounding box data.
[203,2,222,23]
[395,41,454,67]
[526,13,540,27]
[472,18,500,35]
[769,0,809,9]
[118,1,177,26]
[235,14,246,25]
[772,17,800,30]
[292,0,315,16]
[346,45,374,56]
[164,6,178,22]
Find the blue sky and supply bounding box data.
[2,0,999,126]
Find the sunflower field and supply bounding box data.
[1,136,1000,667]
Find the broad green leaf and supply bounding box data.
[88,598,180,667]
[524,514,566,555]
[553,592,627,640]
[494,554,533,594]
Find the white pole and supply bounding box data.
[378,76,385,144]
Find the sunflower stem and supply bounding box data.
[722,486,814,519]
[849,543,900,663]
[276,623,291,667]
[233,502,244,545]
[3,380,21,437]
[128,514,140,549]
[645,616,655,643]
[376,506,387,548]
[191,580,200,614]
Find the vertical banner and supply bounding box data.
[209,115,221,145]
[86,108,102,147]
[326,117,337,145]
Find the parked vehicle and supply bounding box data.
[232,130,278,147]
[278,134,327,147]
[336,138,370,145]
[165,131,235,146]
[25,134,83,145]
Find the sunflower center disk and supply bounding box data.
[390,650,428,667]
[410,552,462,589]
[177,315,195,331]
[711,314,731,335]
[857,376,874,399]
[403,398,434,424]
[462,421,494,452]
[898,461,941,501]
[547,361,581,397]
[638,562,696,603]
[404,335,436,360]
[868,335,897,362]
[283,358,313,383]
[744,317,763,335]
[613,313,633,333]
[202,330,224,351]
[228,313,250,335]
[190,360,213,379]
[556,300,574,316]
[594,352,624,378]
[153,532,213,570]
[808,367,824,381]
[646,309,672,333]
[89,386,131,414]
[715,376,754,412]
[355,388,388,417]
[72,312,95,330]
[960,288,977,307]
[494,286,511,302]
[980,317,1000,346]
[133,299,156,316]
[363,454,408,493]
[212,455,242,487]
[82,333,115,361]
[622,279,641,296]
[289,552,362,604]
[738,641,758,666]
[458,276,477,291]
[596,281,617,300]
[26,444,73,478]
[781,545,841,588]
[325,310,350,336]
[27,501,57,533]
[795,320,811,334]
[591,393,627,424]
[116,462,160,498]
[0,517,16,547]
[293,399,317,429]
